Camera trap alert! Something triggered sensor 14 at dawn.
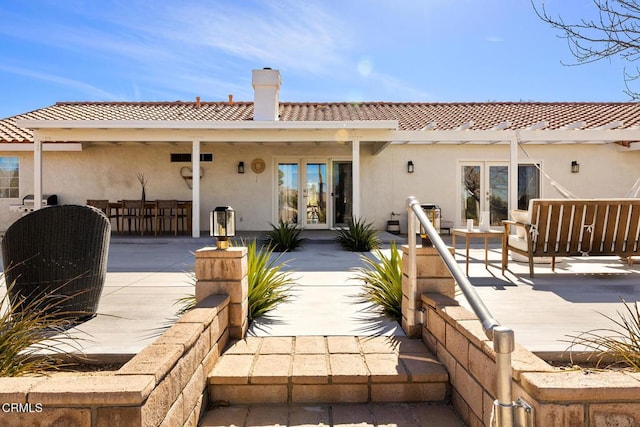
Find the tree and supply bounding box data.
[533,0,640,99]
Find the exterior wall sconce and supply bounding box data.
[571,161,580,173]
[210,206,236,249]
[238,161,245,174]
[407,161,415,174]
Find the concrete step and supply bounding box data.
[207,336,450,406]
[199,402,465,426]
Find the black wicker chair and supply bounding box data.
[2,204,110,322]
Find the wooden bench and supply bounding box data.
[502,199,640,277]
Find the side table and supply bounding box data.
[451,228,505,275]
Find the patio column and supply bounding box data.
[192,139,201,238]
[33,133,43,210]
[352,137,360,220]
[509,132,518,214]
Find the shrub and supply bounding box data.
[566,299,640,371]
[351,241,402,320]
[262,220,305,252]
[0,281,84,377]
[335,218,380,252]
[247,240,295,321]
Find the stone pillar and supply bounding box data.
[195,247,248,339]
[401,245,455,337]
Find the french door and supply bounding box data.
[459,162,541,227]
[276,159,352,228]
[460,162,509,227]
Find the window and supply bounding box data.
[518,164,540,210]
[0,157,19,198]
[170,153,213,162]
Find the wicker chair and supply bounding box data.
[2,204,111,322]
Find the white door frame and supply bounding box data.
[457,161,510,227]
[274,157,353,229]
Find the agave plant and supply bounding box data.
[0,281,84,377]
[351,241,402,320]
[262,220,305,252]
[335,218,381,252]
[247,240,295,321]
[566,299,640,371]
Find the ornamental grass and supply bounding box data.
[0,281,84,377]
[335,218,381,252]
[351,241,402,321]
[566,299,640,371]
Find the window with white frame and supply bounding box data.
[0,157,19,198]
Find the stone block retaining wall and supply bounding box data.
[0,294,230,427]
[421,293,640,426]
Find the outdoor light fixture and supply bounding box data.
[407,160,415,174]
[210,206,236,250]
[238,161,245,174]
[571,160,580,173]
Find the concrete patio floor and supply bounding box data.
[1,230,638,359]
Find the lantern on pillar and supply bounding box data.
[210,206,236,249]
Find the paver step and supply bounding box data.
[207,336,450,405]
[199,402,465,426]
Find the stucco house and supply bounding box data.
[0,68,639,237]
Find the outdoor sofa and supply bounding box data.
[502,198,640,277]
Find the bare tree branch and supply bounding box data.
[533,0,640,98]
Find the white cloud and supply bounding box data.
[0,64,120,100]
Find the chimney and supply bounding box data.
[252,68,281,121]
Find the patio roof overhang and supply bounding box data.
[13,119,640,155]
[11,118,640,239]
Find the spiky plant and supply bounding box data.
[0,281,84,377]
[174,240,295,322]
[247,240,295,321]
[335,218,380,252]
[262,220,305,252]
[566,299,640,371]
[351,241,402,320]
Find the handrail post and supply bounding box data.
[493,326,515,427]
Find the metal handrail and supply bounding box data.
[407,196,516,426]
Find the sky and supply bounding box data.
[0,0,635,118]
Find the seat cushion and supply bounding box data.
[508,235,556,264]
[510,209,531,238]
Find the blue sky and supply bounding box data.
[0,0,633,118]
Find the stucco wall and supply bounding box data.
[360,143,640,233]
[1,141,637,233]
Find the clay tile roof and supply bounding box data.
[2,100,640,143]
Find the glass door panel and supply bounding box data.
[304,162,327,227]
[332,161,352,227]
[461,165,481,225]
[488,165,509,225]
[278,163,298,224]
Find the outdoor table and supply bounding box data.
[108,200,192,235]
[451,228,505,275]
